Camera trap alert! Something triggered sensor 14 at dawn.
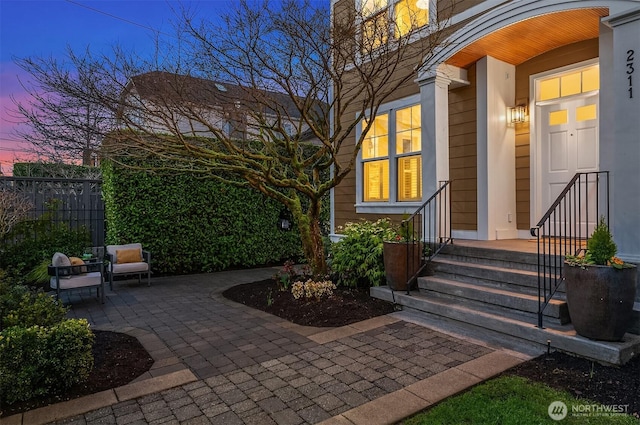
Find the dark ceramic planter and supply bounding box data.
[564,263,637,341]
[383,241,423,291]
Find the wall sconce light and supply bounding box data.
[509,105,527,124]
[277,209,292,231]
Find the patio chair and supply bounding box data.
[105,243,151,290]
[48,252,105,304]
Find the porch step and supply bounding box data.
[372,286,640,365]
[419,276,570,325]
[438,243,561,273]
[431,258,547,293]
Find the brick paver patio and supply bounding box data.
[5,267,526,425]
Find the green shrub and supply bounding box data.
[101,160,305,274]
[0,318,94,405]
[1,290,67,331]
[587,217,618,265]
[330,218,396,287]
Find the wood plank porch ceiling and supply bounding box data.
[445,8,609,69]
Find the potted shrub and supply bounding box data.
[383,219,424,291]
[564,217,637,341]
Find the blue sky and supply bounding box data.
[0,0,229,173]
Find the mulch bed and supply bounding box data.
[222,278,397,327]
[1,330,153,418]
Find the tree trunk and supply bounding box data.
[290,197,327,276]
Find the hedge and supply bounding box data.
[101,161,304,274]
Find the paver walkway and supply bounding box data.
[5,267,528,425]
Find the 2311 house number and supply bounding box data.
[628,49,635,99]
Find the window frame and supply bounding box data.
[356,94,424,214]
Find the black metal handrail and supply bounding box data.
[530,171,609,328]
[400,180,453,295]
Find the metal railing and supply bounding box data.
[530,171,609,328]
[400,180,453,295]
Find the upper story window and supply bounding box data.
[360,0,429,50]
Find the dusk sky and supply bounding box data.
[0,0,230,174]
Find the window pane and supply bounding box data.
[561,72,581,97]
[362,0,387,17]
[539,78,559,101]
[549,109,568,126]
[362,11,389,50]
[362,114,388,159]
[582,66,599,93]
[364,160,389,201]
[396,105,421,154]
[398,155,422,201]
[394,0,428,37]
[576,104,597,122]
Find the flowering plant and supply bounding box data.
[565,217,633,270]
[291,279,336,301]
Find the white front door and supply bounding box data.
[539,93,599,236]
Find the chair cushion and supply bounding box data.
[111,262,149,274]
[107,243,143,262]
[50,272,102,289]
[52,252,71,267]
[116,248,143,264]
[69,256,87,273]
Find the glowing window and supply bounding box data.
[538,65,599,101]
[362,114,389,159]
[364,160,389,201]
[398,155,422,201]
[396,105,421,154]
[549,110,568,126]
[576,104,597,122]
[394,0,428,37]
[539,78,560,101]
[582,66,599,93]
[561,73,581,97]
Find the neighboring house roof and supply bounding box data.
[126,71,307,120]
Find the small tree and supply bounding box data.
[0,189,33,237]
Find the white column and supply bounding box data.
[476,56,518,240]
[418,70,451,199]
[604,7,640,263]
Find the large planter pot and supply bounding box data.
[564,263,637,341]
[383,241,423,291]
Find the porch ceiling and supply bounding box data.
[445,8,609,69]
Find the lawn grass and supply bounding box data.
[401,376,638,425]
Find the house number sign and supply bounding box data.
[628,49,635,99]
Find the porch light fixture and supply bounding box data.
[509,105,527,124]
[416,0,429,9]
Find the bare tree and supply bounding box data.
[12,0,451,274]
[10,48,121,165]
[0,189,33,237]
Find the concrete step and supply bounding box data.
[371,286,640,365]
[418,276,570,324]
[431,258,562,293]
[439,243,562,273]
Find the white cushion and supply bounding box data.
[107,243,143,263]
[111,262,149,274]
[52,252,71,267]
[50,272,102,289]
